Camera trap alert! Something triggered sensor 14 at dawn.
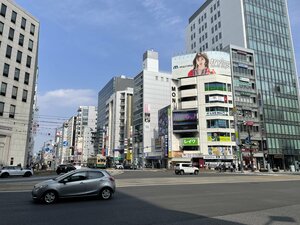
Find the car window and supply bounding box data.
[66,172,87,182]
[87,171,104,179]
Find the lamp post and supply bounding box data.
[233,107,244,173]
[244,121,255,172]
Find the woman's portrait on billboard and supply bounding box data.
[188,52,216,77]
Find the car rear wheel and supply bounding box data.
[23,172,32,177]
[42,191,57,204]
[194,170,199,175]
[100,187,112,200]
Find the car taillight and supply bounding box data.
[109,176,115,182]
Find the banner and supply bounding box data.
[172,51,231,79]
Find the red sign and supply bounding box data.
[244,121,254,126]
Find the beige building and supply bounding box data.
[170,51,235,168]
[0,0,39,166]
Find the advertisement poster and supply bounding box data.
[172,51,231,79]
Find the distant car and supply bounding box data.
[32,169,116,204]
[114,163,124,169]
[0,166,33,178]
[123,164,137,170]
[175,163,199,175]
[56,164,76,175]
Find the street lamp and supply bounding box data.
[244,121,255,172]
[233,107,244,173]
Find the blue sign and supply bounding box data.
[63,141,68,147]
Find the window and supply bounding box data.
[22,89,28,102]
[21,17,26,30]
[205,82,227,91]
[8,27,14,41]
[11,11,17,23]
[6,45,12,58]
[10,157,14,165]
[14,68,20,81]
[87,171,104,179]
[16,51,22,63]
[9,105,16,118]
[30,23,35,35]
[0,22,4,35]
[0,3,7,17]
[0,102,4,116]
[1,82,7,96]
[12,86,18,99]
[3,63,9,77]
[28,39,33,52]
[26,56,31,68]
[207,119,229,128]
[24,72,30,85]
[67,172,87,182]
[19,34,24,46]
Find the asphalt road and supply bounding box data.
[1,171,300,225]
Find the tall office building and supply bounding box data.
[0,0,39,166]
[186,0,300,168]
[75,106,97,164]
[95,76,134,155]
[105,88,133,165]
[133,50,172,167]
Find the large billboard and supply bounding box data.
[172,51,231,79]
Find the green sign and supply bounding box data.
[182,138,199,146]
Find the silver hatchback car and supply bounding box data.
[32,168,115,204]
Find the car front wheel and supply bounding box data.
[194,170,199,175]
[100,187,113,200]
[1,173,9,178]
[42,191,58,204]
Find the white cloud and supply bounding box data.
[38,89,97,116]
[141,0,182,27]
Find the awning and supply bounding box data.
[171,158,192,162]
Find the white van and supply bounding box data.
[175,163,199,175]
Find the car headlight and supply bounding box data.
[34,184,48,191]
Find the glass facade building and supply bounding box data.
[244,0,300,168]
[186,0,300,169]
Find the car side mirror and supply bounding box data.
[60,178,68,184]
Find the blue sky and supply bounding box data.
[13,0,300,152]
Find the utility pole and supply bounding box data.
[233,107,244,173]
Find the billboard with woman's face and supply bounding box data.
[172,51,231,79]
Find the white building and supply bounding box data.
[133,50,172,167]
[105,88,133,164]
[0,0,39,166]
[170,51,235,168]
[75,106,97,165]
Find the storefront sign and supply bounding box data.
[182,138,199,146]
